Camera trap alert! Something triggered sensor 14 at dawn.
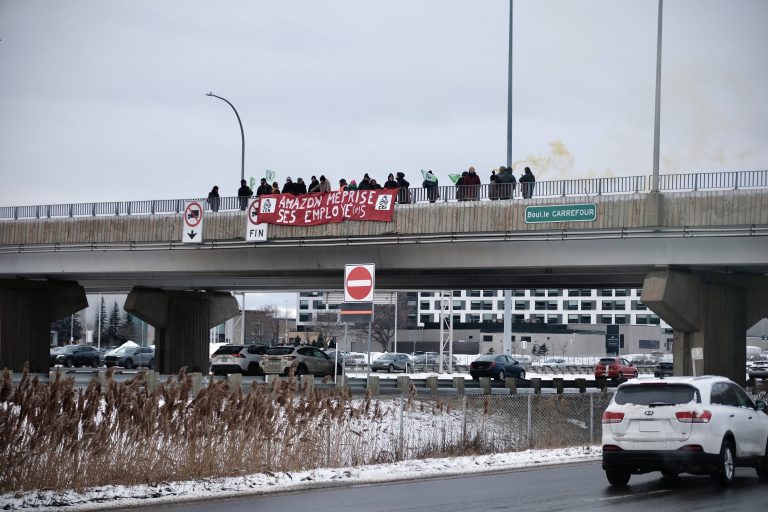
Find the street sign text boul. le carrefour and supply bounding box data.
[524,203,597,224]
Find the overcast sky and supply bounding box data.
[1,0,766,208]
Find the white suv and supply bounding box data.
[602,376,768,486]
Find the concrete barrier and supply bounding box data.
[531,377,542,394]
[479,377,491,394]
[554,378,564,394]
[397,376,411,394]
[300,374,314,396]
[367,375,380,395]
[506,377,517,395]
[453,377,465,394]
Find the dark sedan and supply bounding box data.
[749,360,768,380]
[469,354,526,382]
[371,353,411,373]
[653,360,674,377]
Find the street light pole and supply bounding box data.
[205,92,246,182]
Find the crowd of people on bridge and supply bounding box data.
[206,166,536,211]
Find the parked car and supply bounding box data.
[412,353,458,368]
[343,352,367,367]
[538,357,568,370]
[470,354,526,382]
[602,375,768,486]
[210,344,269,375]
[594,357,638,381]
[261,346,341,377]
[630,354,659,366]
[104,345,155,369]
[654,360,674,378]
[749,360,768,380]
[371,353,412,373]
[49,345,101,368]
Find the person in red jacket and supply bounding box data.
[463,166,481,200]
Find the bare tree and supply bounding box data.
[352,304,410,352]
[307,310,341,348]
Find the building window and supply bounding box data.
[602,301,614,311]
[547,289,562,297]
[649,315,661,325]
[531,314,545,323]
[470,301,482,310]
[567,314,579,323]
[568,289,580,297]
[598,314,613,324]
[453,300,465,310]
[636,315,648,325]
[599,289,613,297]
[453,314,461,324]
[434,301,442,310]
[453,290,462,297]
[497,300,505,310]
[467,314,480,323]
[566,300,579,311]
[639,339,661,350]
[614,301,626,311]
[299,300,309,310]
[533,289,546,297]
[580,314,592,324]
[581,301,595,310]
[547,301,558,311]
[420,301,430,310]
[299,313,312,322]
[469,290,481,297]
[615,289,629,297]
[420,291,433,297]
[580,289,592,297]
[482,313,496,322]
[546,314,562,324]
[483,290,496,297]
[632,300,648,311]
[614,315,628,324]
[514,289,526,297]
[534,301,546,311]
[482,301,493,310]
[513,314,526,322]
[482,335,493,342]
[515,300,530,310]
[312,300,324,309]
[419,314,432,324]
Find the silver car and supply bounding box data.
[210,344,269,375]
[262,346,340,377]
[104,346,155,369]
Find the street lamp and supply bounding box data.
[205,92,246,182]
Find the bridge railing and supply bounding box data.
[1,170,765,221]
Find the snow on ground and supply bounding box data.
[0,446,602,511]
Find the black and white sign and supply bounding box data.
[246,198,268,242]
[344,264,375,303]
[182,201,204,244]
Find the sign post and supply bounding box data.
[343,264,375,373]
[245,198,268,242]
[691,347,703,376]
[182,201,204,244]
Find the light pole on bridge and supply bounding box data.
[205,92,246,183]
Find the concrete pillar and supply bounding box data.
[479,377,491,394]
[397,375,411,394]
[300,374,314,396]
[553,377,564,394]
[124,287,239,374]
[453,376,465,394]
[531,377,542,394]
[427,375,438,393]
[505,377,517,394]
[642,270,768,385]
[0,279,87,372]
[367,375,380,395]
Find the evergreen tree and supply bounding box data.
[119,311,136,342]
[538,343,549,356]
[50,312,84,345]
[97,296,108,344]
[107,301,121,343]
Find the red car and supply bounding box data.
[594,357,638,381]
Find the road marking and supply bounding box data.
[599,489,671,501]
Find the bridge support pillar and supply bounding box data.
[124,287,239,375]
[642,270,768,385]
[0,279,87,372]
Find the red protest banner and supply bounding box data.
[256,189,398,226]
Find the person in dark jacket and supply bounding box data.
[395,172,410,203]
[294,177,307,195]
[456,171,468,201]
[463,167,481,200]
[519,166,536,199]
[369,178,382,189]
[384,173,398,189]
[256,178,272,196]
[271,181,280,194]
[489,170,498,200]
[207,185,220,212]
[495,166,516,200]
[237,179,253,210]
[358,173,372,190]
[281,177,295,195]
[308,176,320,193]
[422,171,439,203]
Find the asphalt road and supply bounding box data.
[129,461,767,512]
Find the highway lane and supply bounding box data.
[129,461,767,512]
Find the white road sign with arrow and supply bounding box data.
[182,200,204,244]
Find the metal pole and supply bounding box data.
[651,0,664,192]
[206,92,246,182]
[367,321,372,376]
[97,293,102,349]
[70,314,74,343]
[506,0,514,168]
[503,290,512,355]
[394,292,398,353]
[240,293,246,345]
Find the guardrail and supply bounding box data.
[1,170,766,221]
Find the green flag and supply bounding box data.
[421,170,438,183]
[448,174,461,184]
[265,169,275,182]
[249,177,256,189]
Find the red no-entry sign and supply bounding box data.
[345,264,375,302]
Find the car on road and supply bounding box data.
[210,344,269,375]
[654,360,674,378]
[601,375,768,487]
[104,345,155,369]
[749,360,768,380]
[343,352,367,367]
[469,354,526,382]
[412,353,458,369]
[630,354,659,366]
[261,346,342,377]
[49,344,101,368]
[371,353,412,373]
[594,357,638,381]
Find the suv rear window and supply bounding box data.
[598,358,615,365]
[266,347,295,355]
[615,384,700,406]
[213,345,245,355]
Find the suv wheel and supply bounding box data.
[497,370,506,382]
[518,370,526,382]
[755,441,768,479]
[246,362,259,376]
[64,357,74,368]
[148,359,154,370]
[712,439,736,485]
[124,359,134,370]
[617,371,624,381]
[605,469,631,487]
[388,364,394,373]
[295,364,307,377]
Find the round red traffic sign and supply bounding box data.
[247,199,260,225]
[346,266,373,301]
[184,201,203,227]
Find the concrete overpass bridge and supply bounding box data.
[2,171,768,383]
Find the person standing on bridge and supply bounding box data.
[396,172,410,203]
[496,166,516,200]
[256,178,271,196]
[463,166,481,200]
[358,173,372,190]
[308,175,320,193]
[237,179,252,210]
[271,181,280,194]
[422,170,439,203]
[384,173,398,190]
[519,167,536,199]
[294,177,307,195]
[207,186,220,212]
[281,177,295,195]
[317,175,331,192]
